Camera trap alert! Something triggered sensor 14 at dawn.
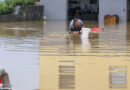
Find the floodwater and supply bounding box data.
[0,21,130,90]
[0,21,43,90]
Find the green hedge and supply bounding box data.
[0,0,35,14]
[0,2,14,14]
[24,0,35,5]
[15,0,24,5]
[15,0,35,5]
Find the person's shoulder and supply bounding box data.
[78,19,83,24]
[70,19,74,23]
[71,19,75,22]
[78,19,83,22]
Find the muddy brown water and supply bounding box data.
[0,21,130,90]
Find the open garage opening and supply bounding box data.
[67,0,99,20]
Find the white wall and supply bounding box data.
[99,0,127,23]
[40,0,67,21]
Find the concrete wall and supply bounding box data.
[17,5,43,21]
[0,5,43,22]
[40,0,67,21]
[99,0,127,23]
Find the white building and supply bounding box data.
[40,0,130,22]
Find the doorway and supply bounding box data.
[67,0,99,20]
[128,0,130,21]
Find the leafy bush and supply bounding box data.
[15,0,24,5]
[8,3,15,12]
[24,0,35,5]
[5,0,10,5]
[5,0,15,12]
[0,2,8,14]
[0,0,35,14]
[14,0,35,5]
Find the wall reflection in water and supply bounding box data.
[109,66,127,88]
[59,60,75,89]
[40,21,130,90]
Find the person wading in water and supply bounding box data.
[68,18,83,35]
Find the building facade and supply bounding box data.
[40,0,67,20]
[40,0,128,22]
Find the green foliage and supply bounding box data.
[40,17,46,22]
[5,0,15,12]
[15,0,24,5]
[14,0,35,5]
[5,0,15,6]
[0,2,8,14]
[5,0,10,5]
[8,3,15,12]
[0,0,35,14]
[24,0,35,5]
[10,0,16,6]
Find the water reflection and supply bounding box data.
[0,20,129,90]
[0,66,11,89]
[98,22,127,57]
[40,21,130,90]
[0,21,43,90]
[59,60,75,89]
[109,66,127,88]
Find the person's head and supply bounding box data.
[74,18,79,26]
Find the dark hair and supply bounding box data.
[73,18,78,24]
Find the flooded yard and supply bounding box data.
[0,21,130,90]
[0,21,43,90]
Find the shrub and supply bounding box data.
[15,0,24,5]
[5,0,15,12]
[0,0,35,14]
[0,2,8,14]
[24,0,35,5]
[5,0,10,5]
[8,3,15,12]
